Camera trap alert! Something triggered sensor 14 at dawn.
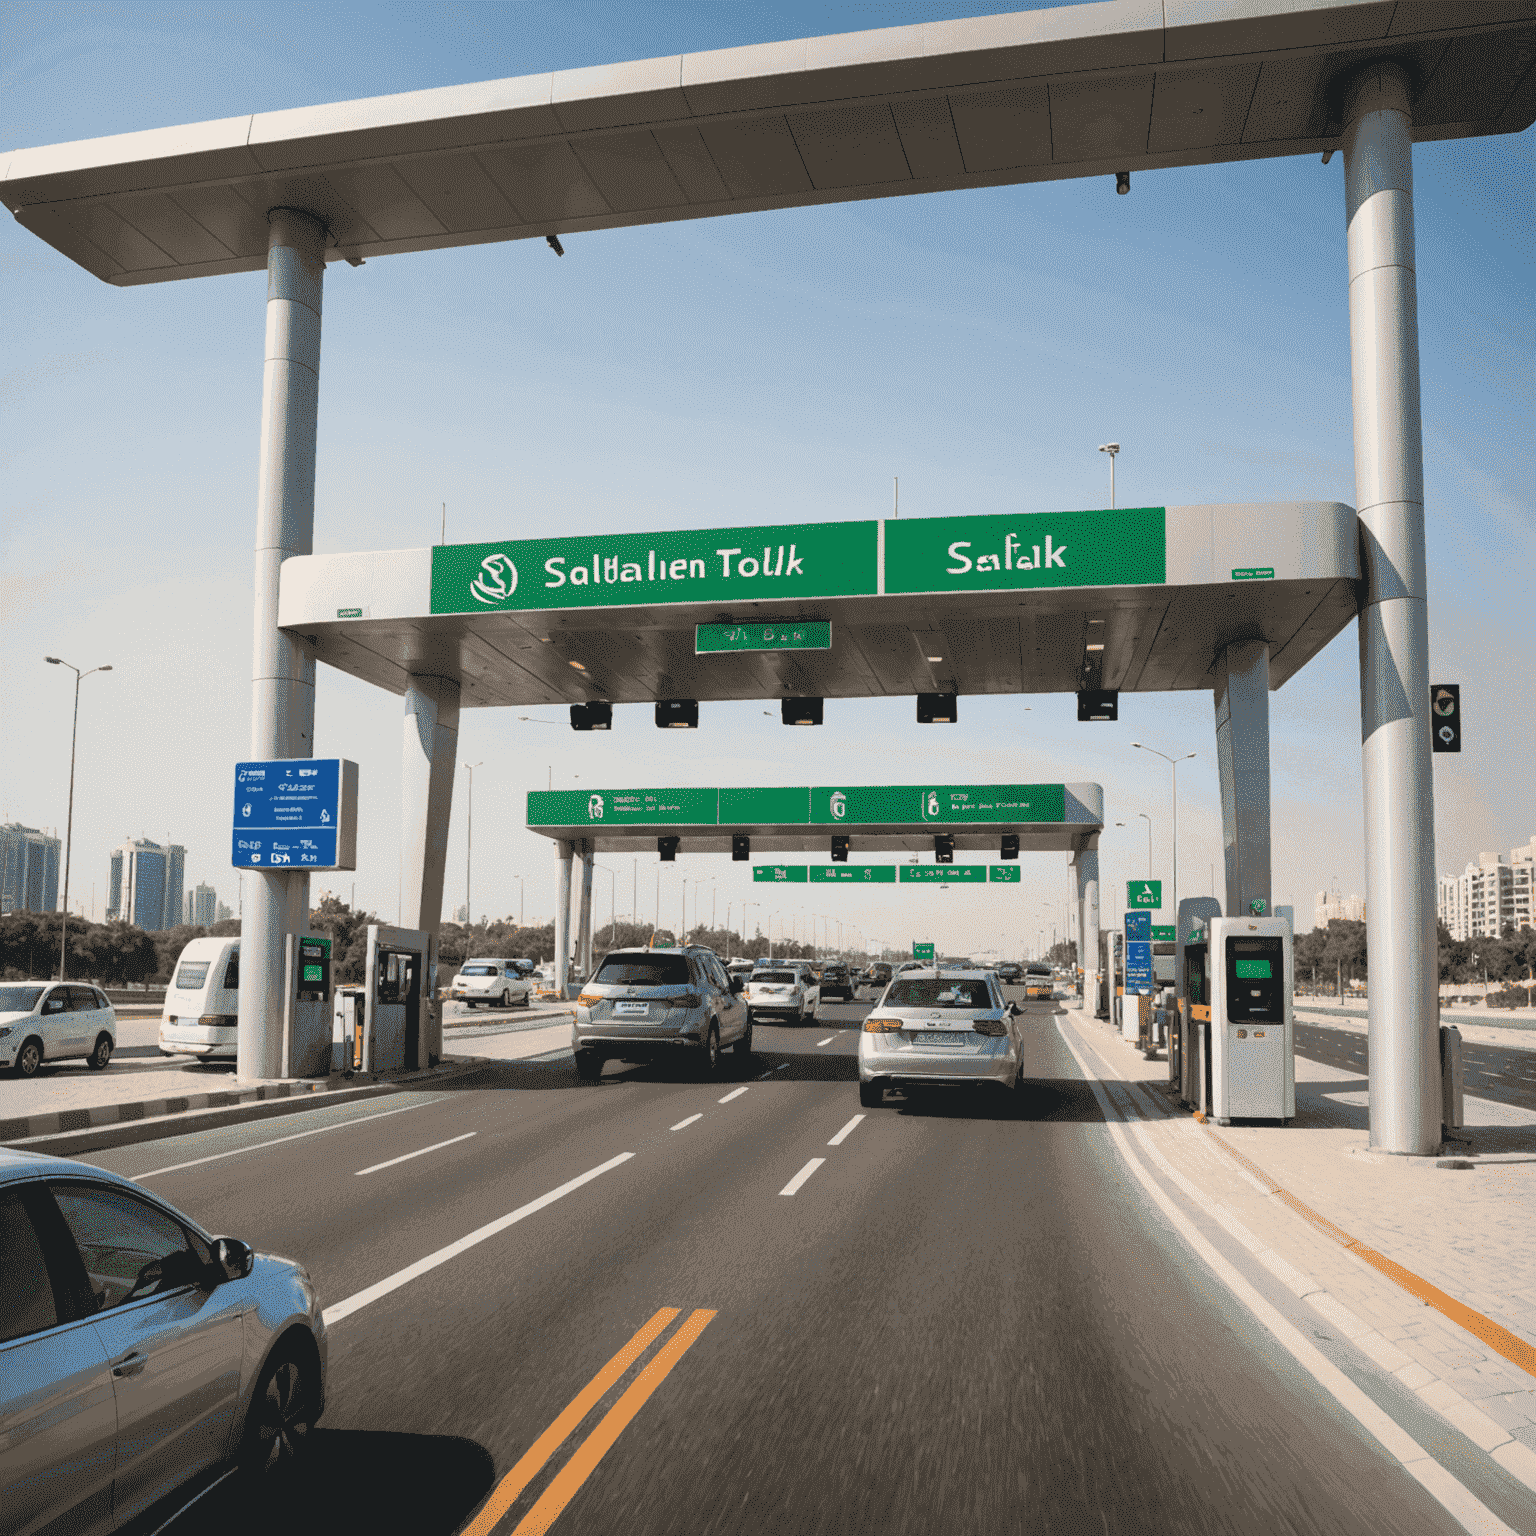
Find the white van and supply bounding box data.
[449,958,532,1009]
[159,937,240,1060]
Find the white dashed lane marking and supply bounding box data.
[718,1087,750,1104]
[671,1114,703,1131]
[779,1158,825,1197]
[356,1132,477,1176]
[827,1114,864,1146]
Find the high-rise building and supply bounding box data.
[107,838,188,931]
[1,824,61,915]
[1313,890,1366,931]
[188,883,217,926]
[1438,837,1536,942]
[216,900,233,922]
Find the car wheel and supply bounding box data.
[239,1337,318,1491]
[575,1051,604,1083]
[734,1020,754,1057]
[859,1080,883,1108]
[701,1025,721,1076]
[86,1033,113,1071]
[11,1037,43,1079]
[500,989,511,1009]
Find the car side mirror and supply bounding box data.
[730,976,744,993]
[211,1237,255,1283]
[1008,1002,1021,1016]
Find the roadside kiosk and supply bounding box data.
[1190,916,1296,1125]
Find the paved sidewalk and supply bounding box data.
[1061,1004,1536,1491]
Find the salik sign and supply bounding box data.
[884,507,1164,595]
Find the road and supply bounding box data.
[85,994,1488,1536]
[1296,1020,1536,1114]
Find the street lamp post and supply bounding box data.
[461,761,482,925]
[1097,442,1120,508]
[1131,743,1197,928]
[45,657,112,981]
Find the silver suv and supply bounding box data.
[573,947,749,1081]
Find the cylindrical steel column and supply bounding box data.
[1343,63,1439,1155]
[1078,839,1101,1022]
[239,208,326,1083]
[577,842,595,979]
[554,841,574,996]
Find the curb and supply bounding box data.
[2,1059,483,1157]
[1059,1008,1536,1495]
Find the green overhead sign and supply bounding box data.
[1128,880,1162,908]
[528,784,1069,828]
[696,621,831,653]
[432,507,1167,616]
[913,942,935,960]
[811,865,897,883]
[754,865,808,883]
[753,864,1018,883]
[1151,925,1176,941]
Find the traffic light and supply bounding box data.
[569,701,611,730]
[732,835,750,861]
[658,836,679,861]
[934,835,954,864]
[782,696,823,726]
[831,836,849,863]
[917,692,957,724]
[1431,684,1461,753]
[1077,689,1118,721]
[655,699,698,729]
[1001,834,1019,860]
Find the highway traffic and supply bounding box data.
[57,990,1490,1536]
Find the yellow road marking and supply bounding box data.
[509,1309,717,1536]
[461,1307,680,1536]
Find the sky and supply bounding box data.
[2,1,1532,959]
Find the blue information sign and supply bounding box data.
[232,759,351,869]
[1125,940,1154,993]
[1124,911,1151,942]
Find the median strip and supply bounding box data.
[323,1152,634,1326]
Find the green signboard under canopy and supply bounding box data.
[697,622,831,654]
[528,784,1068,829]
[754,865,808,883]
[433,507,1166,616]
[810,865,897,883]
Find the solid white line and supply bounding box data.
[779,1157,825,1196]
[1052,1019,1517,1536]
[146,1465,238,1536]
[134,1097,438,1179]
[671,1113,703,1130]
[355,1131,476,1176]
[718,1086,749,1104]
[816,1036,835,1047]
[323,1152,634,1327]
[827,1114,864,1146]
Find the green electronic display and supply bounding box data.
[697,622,831,653]
[1234,959,1273,979]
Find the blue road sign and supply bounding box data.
[1125,940,1154,993]
[232,759,350,869]
[1124,911,1151,943]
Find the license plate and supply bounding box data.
[910,1030,967,1046]
[614,1002,649,1016]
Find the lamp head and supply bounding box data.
[45,656,60,664]
[1098,443,1119,455]
[1131,740,1142,748]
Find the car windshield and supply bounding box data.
[1026,967,1051,977]
[885,979,994,1009]
[593,955,691,987]
[0,986,45,1013]
[461,965,497,976]
[753,971,796,984]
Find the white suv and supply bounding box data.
[0,982,117,1078]
[745,965,820,1025]
[450,959,532,1009]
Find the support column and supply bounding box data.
[238,208,325,1084]
[1343,62,1439,1155]
[401,675,459,1067]
[1214,640,1272,921]
[1076,839,1100,1020]
[577,841,595,979]
[554,841,574,996]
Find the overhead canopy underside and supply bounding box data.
[4,2,1532,286]
[278,501,1359,707]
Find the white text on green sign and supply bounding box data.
[696,622,831,654]
[1128,880,1162,908]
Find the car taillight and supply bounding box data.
[577,992,601,1007]
[199,1014,236,1026]
[971,1017,1007,1037]
[863,1016,902,1033]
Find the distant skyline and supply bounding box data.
[3,2,1531,954]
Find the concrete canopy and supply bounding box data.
[4,3,1531,286]
[277,501,1359,708]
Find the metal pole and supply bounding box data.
[1343,62,1438,1155]
[239,206,325,1084]
[60,669,79,980]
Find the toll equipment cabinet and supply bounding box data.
[1202,916,1295,1125]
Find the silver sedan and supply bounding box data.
[0,1147,327,1534]
[857,968,1024,1108]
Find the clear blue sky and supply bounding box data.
[3,2,1532,953]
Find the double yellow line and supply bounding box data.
[463,1306,716,1536]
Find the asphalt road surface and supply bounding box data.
[86,994,1487,1536]
[1295,1020,1536,1113]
